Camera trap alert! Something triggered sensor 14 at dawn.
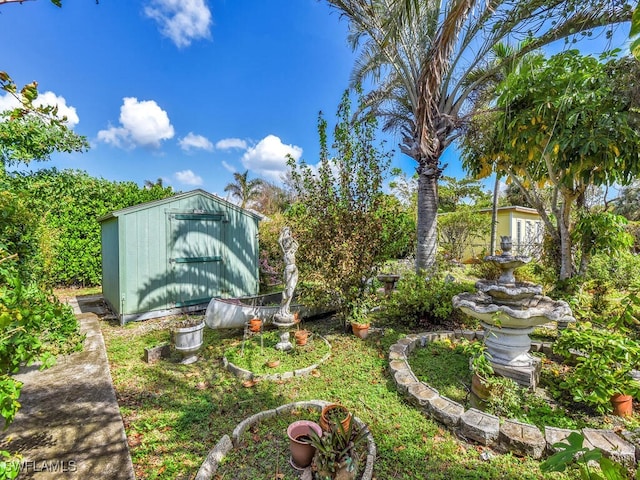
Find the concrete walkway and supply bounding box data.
[0,303,135,479]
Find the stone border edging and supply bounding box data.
[389,331,638,466]
[223,334,332,381]
[195,400,377,480]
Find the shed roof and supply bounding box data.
[97,189,262,223]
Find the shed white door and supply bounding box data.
[167,212,224,307]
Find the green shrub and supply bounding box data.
[553,323,640,414]
[587,251,640,291]
[380,271,475,327]
[0,253,83,428]
[7,169,174,286]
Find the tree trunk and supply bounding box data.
[490,174,500,255]
[557,195,574,281]
[415,162,440,271]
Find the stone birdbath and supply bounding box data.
[453,236,575,388]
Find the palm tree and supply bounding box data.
[326,0,633,270]
[144,177,165,189]
[224,170,263,209]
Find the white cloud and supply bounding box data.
[0,90,79,128]
[221,160,235,173]
[179,132,213,152]
[241,135,302,182]
[174,169,203,185]
[144,0,212,48]
[97,97,174,149]
[216,138,247,150]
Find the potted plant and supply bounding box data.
[348,295,374,340]
[287,420,323,469]
[171,316,205,364]
[248,317,262,333]
[266,358,280,368]
[294,328,309,346]
[308,415,368,480]
[553,322,640,416]
[459,338,495,401]
[319,403,352,433]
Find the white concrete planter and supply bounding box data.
[172,320,204,364]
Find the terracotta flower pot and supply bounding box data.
[266,359,280,368]
[287,420,322,469]
[351,322,370,339]
[248,317,262,332]
[611,393,633,417]
[319,403,352,432]
[294,330,309,346]
[471,373,491,401]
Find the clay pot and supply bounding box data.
[266,359,280,368]
[248,318,262,332]
[287,420,322,469]
[611,393,633,417]
[351,322,370,340]
[294,330,309,346]
[471,373,491,401]
[319,403,352,432]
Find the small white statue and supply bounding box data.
[277,226,299,321]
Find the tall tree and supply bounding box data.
[325,0,634,271]
[632,5,640,59]
[223,170,263,209]
[438,176,490,212]
[464,51,640,280]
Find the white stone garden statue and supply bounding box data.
[273,226,299,350]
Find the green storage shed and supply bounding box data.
[98,189,261,324]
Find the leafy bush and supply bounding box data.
[257,212,288,291]
[6,168,174,286]
[0,190,43,284]
[381,271,475,328]
[438,207,489,262]
[553,323,640,414]
[586,251,640,291]
[0,252,83,428]
[287,87,392,323]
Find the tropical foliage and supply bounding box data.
[380,270,474,328]
[0,72,88,172]
[463,50,640,280]
[5,169,174,286]
[553,323,640,414]
[325,0,634,271]
[287,88,392,323]
[223,170,263,210]
[438,207,490,262]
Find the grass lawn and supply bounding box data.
[101,314,580,479]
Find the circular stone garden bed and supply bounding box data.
[223,330,332,381]
[388,331,638,466]
[194,400,376,480]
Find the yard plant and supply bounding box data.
[102,314,585,479]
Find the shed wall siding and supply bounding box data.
[223,207,259,297]
[101,218,120,313]
[104,191,260,317]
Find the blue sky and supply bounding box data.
[0,1,633,198]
